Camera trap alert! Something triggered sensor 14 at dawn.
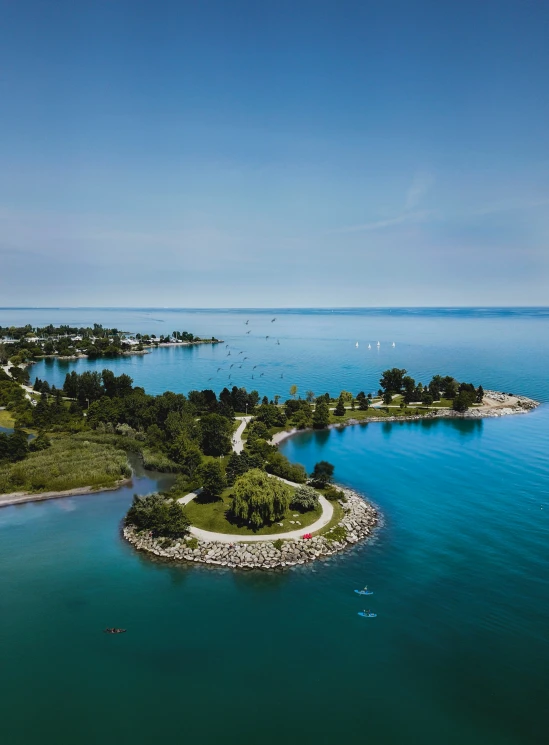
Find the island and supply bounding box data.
[0,322,222,366]
[0,361,539,569]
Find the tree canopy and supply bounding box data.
[231,469,292,529]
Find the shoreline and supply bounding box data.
[31,339,224,362]
[271,390,541,447]
[0,478,133,509]
[124,487,379,570]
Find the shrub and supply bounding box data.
[323,484,346,501]
[290,485,320,512]
[272,539,284,551]
[125,493,190,537]
[265,451,307,483]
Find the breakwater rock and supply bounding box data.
[124,489,378,570]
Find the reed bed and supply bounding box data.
[0,438,130,494]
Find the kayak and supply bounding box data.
[354,589,373,595]
[103,628,126,634]
[358,612,377,618]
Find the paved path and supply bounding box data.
[232,416,252,454]
[185,494,333,543]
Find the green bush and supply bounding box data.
[272,539,284,551]
[323,484,346,501]
[265,451,307,483]
[324,525,347,543]
[126,493,190,537]
[290,485,320,512]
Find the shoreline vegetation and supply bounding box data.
[0,321,222,365]
[0,342,541,567]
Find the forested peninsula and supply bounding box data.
[0,358,539,567]
[0,323,221,363]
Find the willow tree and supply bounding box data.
[231,469,292,529]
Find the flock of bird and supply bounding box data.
[207,317,284,384]
[206,317,397,386]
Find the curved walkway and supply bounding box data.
[186,494,333,543]
[232,416,252,454]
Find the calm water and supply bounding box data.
[1,308,548,745]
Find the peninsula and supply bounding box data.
[0,322,222,366]
[0,360,539,569]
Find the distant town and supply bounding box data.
[0,323,222,362]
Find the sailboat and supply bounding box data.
[392,342,396,347]
[377,341,380,347]
[368,343,371,349]
[355,342,359,348]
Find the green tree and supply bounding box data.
[476,385,484,403]
[231,469,292,529]
[198,460,227,501]
[305,390,315,403]
[289,384,298,399]
[313,399,330,428]
[199,414,233,456]
[310,461,334,486]
[379,368,407,395]
[334,395,346,416]
[382,390,393,405]
[170,437,203,476]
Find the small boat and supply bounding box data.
[354,589,373,596]
[103,628,126,634]
[358,612,377,618]
[392,342,396,347]
[368,343,371,349]
[355,342,359,348]
[376,341,380,347]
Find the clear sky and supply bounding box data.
[1,0,548,307]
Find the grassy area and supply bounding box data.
[183,486,323,536]
[315,498,345,536]
[0,436,131,495]
[430,398,454,408]
[0,410,15,428]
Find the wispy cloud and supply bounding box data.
[405,171,435,211]
[333,170,436,234]
[336,210,433,233]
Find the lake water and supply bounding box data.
[1,308,548,745]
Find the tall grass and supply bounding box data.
[0,437,131,494]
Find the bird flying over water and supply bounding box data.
[226,344,229,348]
[217,367,221,372]
[260,372,264,377]
[271,318,276,322]
[253,365,257,369]
[230,364,234,368]
[243,357,248,360]
[245,320,249,324]
[266,335,269,339]
[227,351,231,356]
[246,330,251,334]
[238,351,243,354]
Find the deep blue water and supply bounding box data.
[0,308,548,745]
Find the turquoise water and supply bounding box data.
[1,308,548,745]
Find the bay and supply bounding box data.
[0,308,548,745]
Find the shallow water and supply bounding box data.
[0,308,548,745]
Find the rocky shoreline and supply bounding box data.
[124,488,378,570]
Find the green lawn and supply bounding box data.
[183,486,323,536]
[316,498,345,535]
[0,436,131,495]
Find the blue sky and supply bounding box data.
[1,0,548,306]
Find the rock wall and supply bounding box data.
[124,489,378,570]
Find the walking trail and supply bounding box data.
[177,416,334,543]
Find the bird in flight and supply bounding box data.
[245,320,249,324]
[253,365,257,369]
[226,344,229,348]
[266,335,269,339]
[271,318,276,322]
[227,351,231,356]
[246,330,251,334]
[238,351,243,355]
[243,357,249,360]
[230,364,234,368]
[217,367,222,372]
[260,372,265,377]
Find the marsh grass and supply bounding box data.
[0,437,130,494]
